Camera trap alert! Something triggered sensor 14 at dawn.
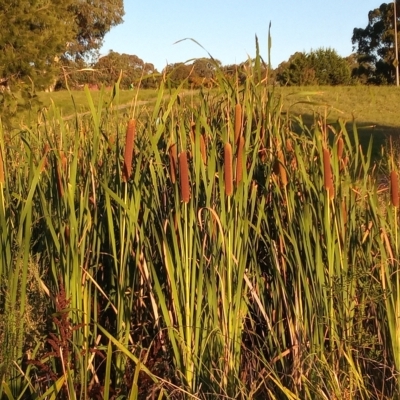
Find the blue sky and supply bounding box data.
[100,0,382,71]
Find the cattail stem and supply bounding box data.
[169,143,178,183]
[123,119,136,182]
[234,103,242,144]
[179,151,190,203]
[236,136,245,186]
[224,142,233,196]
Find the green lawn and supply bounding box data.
[277,85,400,127]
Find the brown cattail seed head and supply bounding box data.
[323,147,334,199]
[123,119,136,182]
[236,136,245,186]
[224,142,233,196]
[179,151,190,203]
[391,170,399,207]
[169,143,178,184]
[286,138,293,153]
[234,103,242,144]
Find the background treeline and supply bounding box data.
[2,1,400,96]
[52,48,360,90]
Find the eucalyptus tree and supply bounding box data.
[352,2,400,84]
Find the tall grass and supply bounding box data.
[0,50,400,400]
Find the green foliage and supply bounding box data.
[0,0,75,90]
[66,0,124,60]
[352,2,400,84]
[0,0,125,120]
[162,58,220,88]
[93,51,158,89]
[276,48,352,86]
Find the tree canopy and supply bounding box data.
[0,0,75,90]
[275,48,351,86]
[0,0,124,93]
[352,2,400,84]
[66,0,124,61]
[92,51,157,89]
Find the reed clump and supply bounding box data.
[1,52,400,400]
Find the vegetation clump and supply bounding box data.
[0,51,400,399]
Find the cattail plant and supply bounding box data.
[286,138,293,153]
[236,136,245,186]
[234,103,242,144]
[122,119,136,182]
[323,147,334,199]
[224,142,233,196]
[391,170,399,208]
[169,143,178,183]
[179,151,190,203]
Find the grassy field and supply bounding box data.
[38,85,400,129]
[1,73,400,399]
[37,87,159,116]
[279,85,400,128]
